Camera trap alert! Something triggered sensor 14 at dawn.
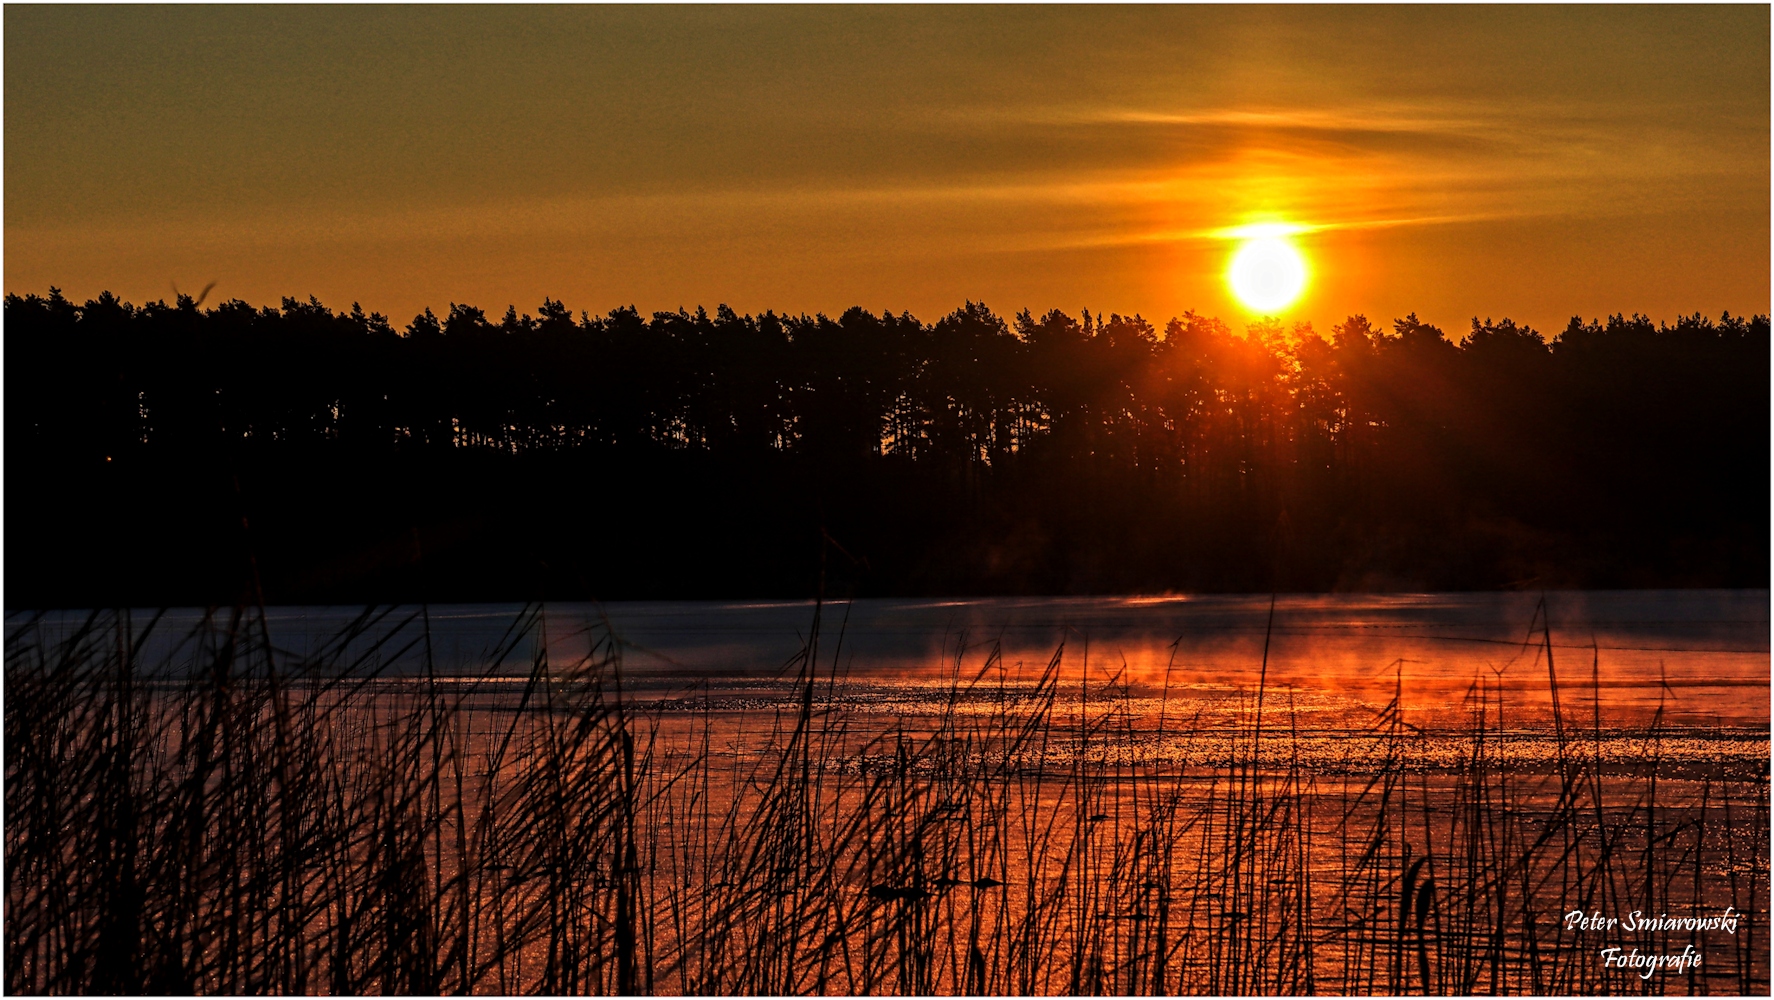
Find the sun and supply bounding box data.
[1226,228,1309,314]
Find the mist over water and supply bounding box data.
[8,590,1767,994]
[27,589,1765,731]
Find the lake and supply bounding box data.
[41,588,1762,723]
[6,590,1768,994]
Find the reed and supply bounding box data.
[5,600,1766,995]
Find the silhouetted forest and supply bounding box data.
[6,288,1767,606]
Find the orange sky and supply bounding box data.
[6,6,1768,336]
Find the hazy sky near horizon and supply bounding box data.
[6,5,1768,335]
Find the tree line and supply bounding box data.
[6,288,1767,605]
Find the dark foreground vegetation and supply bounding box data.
[5,602,1767,995]
[6,289,1768,605]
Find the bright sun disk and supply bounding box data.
[1227,234,1308,314]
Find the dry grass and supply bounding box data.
[5,600,1767,994]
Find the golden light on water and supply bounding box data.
[1226,223,1309,314]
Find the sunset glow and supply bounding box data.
[4,7,1765,331]
[3,9,1768,996]
[1227,230,1309,314]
